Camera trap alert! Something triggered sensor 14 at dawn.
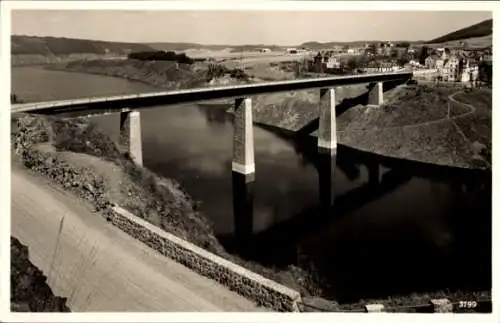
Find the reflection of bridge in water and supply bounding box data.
[227,127,414,259]
[226,122,491,270]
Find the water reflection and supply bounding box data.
[317,153,336,211]
[232,172,255,257]
[227,121,491,301]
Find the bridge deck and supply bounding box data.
[12,71,412,115]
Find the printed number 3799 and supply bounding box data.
[459,301,478,309]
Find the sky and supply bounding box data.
[11,10,492,45]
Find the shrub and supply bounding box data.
[127,50,195,64]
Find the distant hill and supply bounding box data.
[147,42,286,52]
[427,19,492,44]
[11,35,155,56]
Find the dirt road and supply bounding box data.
[11,163,262,312]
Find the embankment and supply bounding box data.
[48,58,225,89]
[11,236,71,312]
[47,59,491,169]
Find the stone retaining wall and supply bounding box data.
[108,206,302,312]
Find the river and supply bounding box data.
[12,66,492,304]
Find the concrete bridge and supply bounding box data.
[12,71,413,175]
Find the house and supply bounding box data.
[479,60,492,84]
[407,48,416,55]
[425,54,438,68]
[442,54,460,81]
[259,48,271,53]
[326,57,341,69]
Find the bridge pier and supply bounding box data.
[232,97,255,179]
[317,88,337,210]
[318,88,337,155]
[317,153,337,210]
[120,110,143,166]
[232,172,255,254]
[367,82,384,107]
[231,97,255,254]
[367,161,381,186]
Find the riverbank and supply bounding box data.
[46,59,491,170]
[11,236,71,312]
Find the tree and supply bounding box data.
[390,49,400,59]
[346,56,369,71]
[368,43,378,55]
[397,57,410,67]
[396,42,411,48]
[418,46,429,65]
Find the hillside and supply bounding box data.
[147,42,229,51]
[425,35,492,49]
[299,40,426,49]
[11,35,155,56]
[427,19,492,44]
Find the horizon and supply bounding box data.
[11,11,492,46]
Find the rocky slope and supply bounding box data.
[11,237,71,312]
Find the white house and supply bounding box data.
[326,57,341,69]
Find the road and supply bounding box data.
[11,160,263,312]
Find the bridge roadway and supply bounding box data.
[11,156,263,312]
[11,71,412,115]
[11,71,413,170]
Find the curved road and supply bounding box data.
[11,160,263,312]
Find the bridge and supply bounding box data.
[12,71,413,181]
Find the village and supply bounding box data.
[270,42,492,87]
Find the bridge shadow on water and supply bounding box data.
[217,125,491,303]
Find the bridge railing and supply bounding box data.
[11,71,413,170]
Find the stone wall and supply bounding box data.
[108,206,302,312]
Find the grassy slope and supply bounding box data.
[452,90,492,163]
[427,19,492,44]
[425,35,492,49]
[336,86,491,169]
